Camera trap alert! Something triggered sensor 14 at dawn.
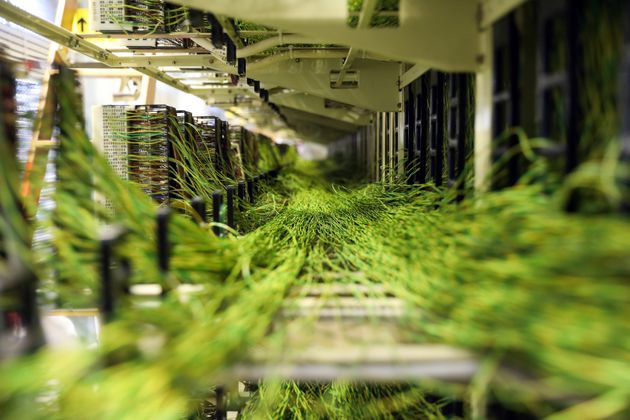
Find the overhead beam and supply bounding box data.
[170,0,480,72]
[248,49,348,72]
[280,106,360,133]
[272,92,371,126]
[79,32,212,39]
[74,68,143,78]
[250,57,400,112]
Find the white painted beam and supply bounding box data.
[399,64,429,88]
[474,26,493,193]
[171,0,480,72]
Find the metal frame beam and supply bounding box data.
[271,91,372,126]
[474,25,493,192]
[399,64,429,88]
[215,15,245,49]
[172,0,480,72]
[247,49,348,71]
[0,2,197,95]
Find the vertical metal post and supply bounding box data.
[397,89,406,179]
[237,58,246,76]
[491,13,522,189]
[226,36,237,64]
[226,185,235,229]
[620,2,630,212]
[247,178,254,203]
[157,207,170,274]
[156,207,170,296]
[208,14,224,48]
[405,86,416,184]
[212,190,223,236]
[215,386,226,420]
[417,74,429,184]
[475,24,494,193]
[99,226,128,322]
[100,238,114,323]
[429,72,445,187]
[566,0,581,175]
[447,74,460,188]
[381,112,386,182]
[457,74,468,202]
[190,196,206,224]
[237,181,246,211]
[389,112,395,182]
[254,175,260,196]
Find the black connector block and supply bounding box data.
[190,196,206,224]
[237,58,246,76]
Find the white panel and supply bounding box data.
[91,105,130,210]
[89,0,128,32]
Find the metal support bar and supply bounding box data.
[156,207,171,275]
[475,26,494,193]
[226,185,235,229]
[417,75,429,184]
[237,181,246,211]
[247,50,349,72]
[215,385,227,420]
[99,226,127,323]
[190,196,206,224]
[247,178,255,203]
[237,57,246,76]
[334,48,359,88]
[216,15,244,49]
[237,35,314,58]
[212,190,223,236]
[207,14,224,49]
[400,64,429,89]
[100,236,115,323]
[456,75,468,202]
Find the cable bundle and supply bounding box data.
[195,116,237,180]
[124,0,167,33]
[4,64,630,420]
[126,105,175,204]
[228,125,246,180]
